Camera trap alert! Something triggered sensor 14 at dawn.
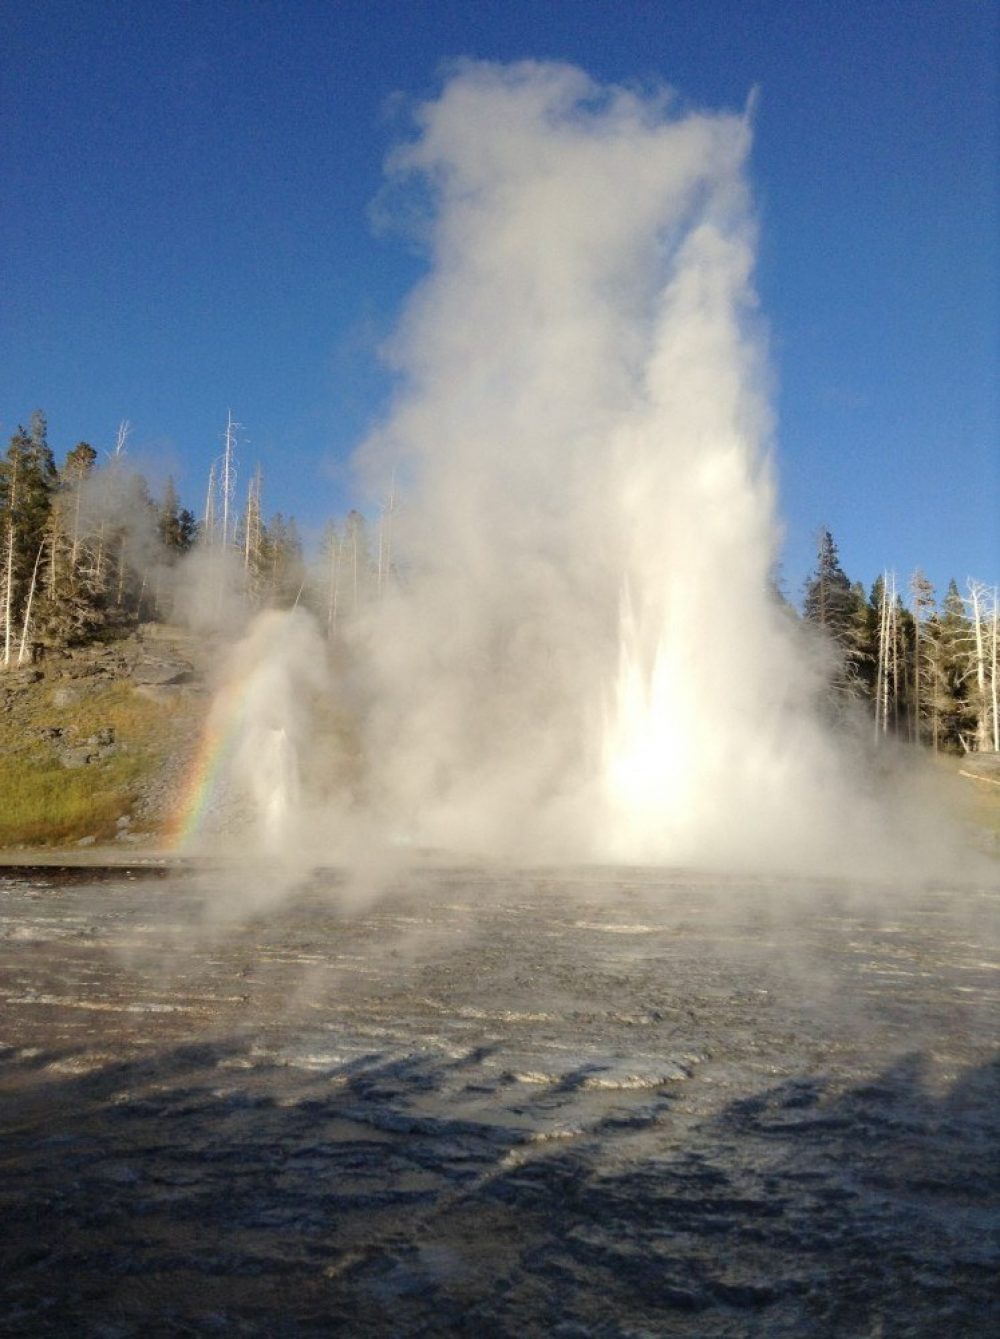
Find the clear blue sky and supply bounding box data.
[2,0,997,600]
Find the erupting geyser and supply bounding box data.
[180,62,940,878]
[351,61,869,871]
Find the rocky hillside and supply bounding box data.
[0,626,215,849]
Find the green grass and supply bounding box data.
[0,754,151,846]
[0,680,201,847]
[932,754,1000,852]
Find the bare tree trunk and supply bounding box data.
[377,515,384,597]
[2,521,15,668]
[875,573,891,739]
[203,463,217,549]
[911,583,922,745]
[117,538,127,607]
[221,411,239,549]
[114,420,131,458]
[70,478,83,571]
[47,508,59,601]
[967,581,990,752]
[377,472,396,599]
[3,455,20,669]
[992,589,999,752]
[17,539,45,666]
[326,532,341,637]
[94,521,106,588]
[890,579,899,733]
[353,528,359,614]
[243,477,253,569]
[243,466,261,569]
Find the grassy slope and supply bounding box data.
[0,673,205,849]
[935,754,1000,852]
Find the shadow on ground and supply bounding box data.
[2,1035,997,1337]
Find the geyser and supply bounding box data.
[170,608,327,855]
[349,61,869,871]
[177,62,952,881]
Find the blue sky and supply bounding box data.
[2,0,997,601]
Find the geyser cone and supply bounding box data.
[354,63,876,870]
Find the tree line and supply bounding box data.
[0,411,306,660]
[2,412,995,756]
[800,529,997,755]
[0,411,386,657]
[0,411,193,661]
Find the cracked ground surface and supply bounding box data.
[0,863,997,1336]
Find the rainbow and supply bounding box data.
[164,680,249,850]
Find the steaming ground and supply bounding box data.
[1,863,997,1336]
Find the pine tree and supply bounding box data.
[320,520,343,637]
[0,415,57,665]
[909,570,937,747]
[156,477,197,556]
[36,441,106,646]
[62,442,97,572]
[964,581,998,752]
[157,477,182,552]
[343,510,374,617]
[259,513,305,607]
[938,579,976,751]
[803,530,869,703]
[871,573,914,737]
[238,466,265,605]
[111,472,157,617]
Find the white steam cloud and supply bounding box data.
[336,61,870,871]
[197,62,964,885]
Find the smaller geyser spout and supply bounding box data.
[249,725,301,854]
[169,607,327,856]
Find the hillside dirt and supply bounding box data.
[0,625,214,849]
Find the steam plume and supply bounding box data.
[338,61,881,871]
[196,63,959,884]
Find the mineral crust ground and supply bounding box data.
[1,862,997,1336]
